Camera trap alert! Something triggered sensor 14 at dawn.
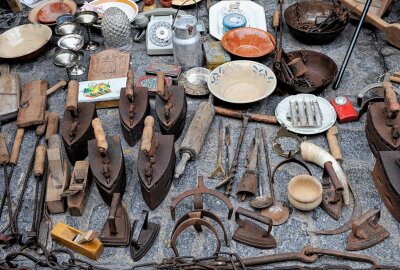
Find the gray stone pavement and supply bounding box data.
[1,0,400,268]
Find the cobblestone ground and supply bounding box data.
[1,0,400,268]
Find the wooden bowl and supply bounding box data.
[221,27,275,58]
[288,175,322,211]
[37,3,71,24]
[208,60,276,104]
[0,24,52,62]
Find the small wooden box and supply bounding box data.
[203,41,231,70]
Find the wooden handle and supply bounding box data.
[0,133,9,165]
[92,118,108,153]
[384,81,400,116]
[272,10,280,29]
[36,111,49,136]
[10,128,25,165]
[126,70,135,99]
[45,112,59,141]
[141,116,154,153]
[46,80,67,96]
[390,76,400,84]
[326,126,343,162]
[66,80,79,114]
[156,71,165,96]
[215,106,278,125]
[34,144,47,177]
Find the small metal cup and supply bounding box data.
[55,22,81,36]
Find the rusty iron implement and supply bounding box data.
[366,80,400,157]
[372,151,400,222]
[321,161,343,220]
[137,116,175,210]
[130,210,160,262]
[61,80,97,164]
[171,176,234,220]
[88,118,126,206]
[210,119,225,179]
[171,210,229,257]
[119,70,150,146]
[100,193,131,246]
[233,207,276,249]
[155,71,187,140]
[347,207,389,251]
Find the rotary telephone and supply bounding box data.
[134,8,187,56]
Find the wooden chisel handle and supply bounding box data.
[0,133,9,165]
[34,145,47,177]
[326,126,343,162]
[272,10,280,29]
[10,128,24,165]
[215,106,278,125]
[46,80,67,96]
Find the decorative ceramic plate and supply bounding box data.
[209,1,267,40]
[208,60,276,104]
[0,24,52,61]
[275,94,337,135]
[172,0,202,7]
[28,0,77,26]
[88,0,139,22]
[37,2,71,24]
[221,27,276,58]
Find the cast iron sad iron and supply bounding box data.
[321,161,343,220]
[233,207,277,249]
[130,210,160,261]
[61,80,97,164]
[366,80,400,157]
[155,71,187,140]
[372,151,400,222]
[100,193,131,246]
[346,207,389,251]
[137,116,175,210]
[88,118,126,205]
[119,70,150,146]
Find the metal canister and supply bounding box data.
[172,14,203,71]
[222,13,247,34]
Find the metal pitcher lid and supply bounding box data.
[174,15,197,30]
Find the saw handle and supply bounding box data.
[323,161,344,203]
[384,82,400,119]
[0,133,9,165]
[156,71,165,97]
[92,118,108,154]
[107,193,121,235]
[10,128,25,165]
[36,112,49,136]
[45,112,59,141]
[352,208,380,238]
[66,80,79,115]
[125,70,135,100]
[235,207,273,237]
[326,126,343,162]
[140,116,155,153]
[215,106,278,125]
[34,145,47,177]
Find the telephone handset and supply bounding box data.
[133,8,187,56]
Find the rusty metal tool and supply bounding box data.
[321,161,343,220]
[119,70,150,146]
[225,124,230,175]
[0,130,10,221]
[215,106,278,125]
[175,100,215,178]
[216,116,249,197]
[130,210,160,261]
[237,128,259,201]
[346,207,389,251]
[233,207,276,249]
[210,119,225,179]
[137,116,175,210]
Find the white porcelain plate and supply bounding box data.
[209,1,267,40]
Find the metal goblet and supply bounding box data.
[55,21,81,36]
[58,34,86,76]
[53,49,79,81]
[75,11,99,51]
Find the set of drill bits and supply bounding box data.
[288,98,323,127]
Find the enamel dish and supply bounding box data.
[28,0,77,26]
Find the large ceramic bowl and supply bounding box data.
[0,24,52,62]
[29,0,77,26]
[221,27,276,58]
[37,2,71,24]
[208,60,276,104]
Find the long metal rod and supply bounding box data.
[333,0,372,89]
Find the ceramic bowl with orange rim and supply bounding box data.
[221,27,276,58]
[29,0,77,26]
[37,2,71,24]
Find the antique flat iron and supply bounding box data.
[155,71,187,140]
[119,70,149,146]
[372,151,400,222]
[233,207,277,249]
[100,193,131,246]
[137,116,175,210]
[321,161,343,220]
[346,207,389,251]
[62,160,91,216]
[130,210,160,261]
[51,221,103,260]
[88,118,126,205]
[366,80,400,157]
[61,80,97,164]
[46,134,71,214]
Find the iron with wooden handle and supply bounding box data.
[92,118,108,155]
[66,80,79,115]
[140,116,155,155]
[215,106,278,125]
[384,81,400,119]
[156,71,165,97]
[125,70,135,101]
